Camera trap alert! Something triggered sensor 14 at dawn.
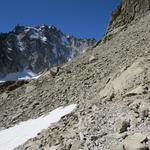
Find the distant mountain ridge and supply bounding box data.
[0,24,96,77]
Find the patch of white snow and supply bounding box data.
[30,32,40,39]
[0,104,77,150]
[17,35,25,51]
[41,36,47,42]
[0,70,40,83]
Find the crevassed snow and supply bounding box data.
[0,104,77,150]
[0,70,40,83]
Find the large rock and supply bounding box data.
[114,118,130,133]
[25,85,36,94]
[123,133,149,150]
[139,102,150,119]
[99,57,150,100]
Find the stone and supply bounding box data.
[123,133,149,150]
[115,132,128,139]
[139,102,150,119]
[70,140,80,150]
[1,92,8,100]
[50,67,60,77]
[25,85,36,94]
[111,144,124,150]
[129,99,142,112]
[49,145,59,150]
[114,118,130,133]
[89,56,98,63]
[125,85,148,97]
[100,58,148,99]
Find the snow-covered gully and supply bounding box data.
[0,104,77,150]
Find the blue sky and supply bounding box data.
[0,0,120,39]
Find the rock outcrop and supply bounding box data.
[102,0,150,43]
[99,57,150,101]
[107,0,150,33]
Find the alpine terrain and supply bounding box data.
[1,0,150,149]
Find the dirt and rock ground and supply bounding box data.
[2,1,150,150]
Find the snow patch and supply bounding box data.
[29,30,47,43]
[41,36,47,42]
[17,35,25,51]
[0,104,77,150]
[8,48,12,51]
[30,32,40,39]
[26,27,38,31]
[0,70,40,83]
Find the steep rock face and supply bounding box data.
[107,0,150,33]
[0,25,96,77]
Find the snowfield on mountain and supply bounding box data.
[0,104,76,150]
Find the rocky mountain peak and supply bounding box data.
[107,0,150,33]
[0,24,96,77]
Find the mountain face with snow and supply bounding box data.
[0,25,96,78]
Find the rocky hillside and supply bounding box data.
[107,0,150,33]
[0,25,96,77]
[1,0,150,149]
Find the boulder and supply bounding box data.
[123,133,149,150]
[89,56,98,63]
[1,92,8,100]
[25,85,36,94]
[50,67,60,77]
[139,102,150,119]
[114,118,130,133]
[70,140,80,150]
[100,58,150,100]
[125,86,148,97]
[111,144,124,150]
